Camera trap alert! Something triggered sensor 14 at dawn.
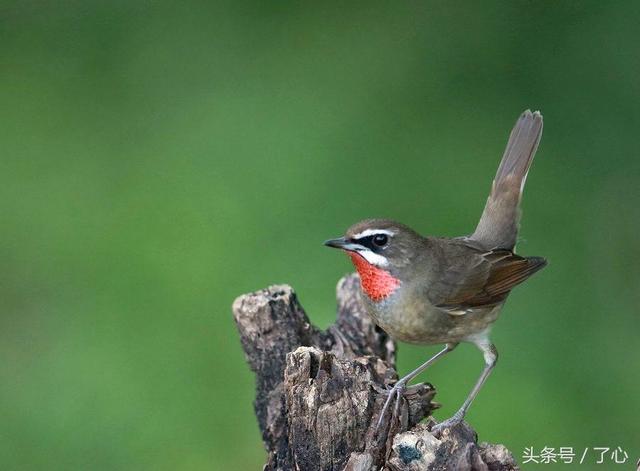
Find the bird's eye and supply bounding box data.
[372,234,388,247]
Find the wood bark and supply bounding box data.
[232,274,519,471]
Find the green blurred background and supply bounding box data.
[2,1,639,470]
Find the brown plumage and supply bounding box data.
[324,110,546,437]
[427,245,547,312]
[472,110,543,249]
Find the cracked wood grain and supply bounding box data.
[232,274,519,471]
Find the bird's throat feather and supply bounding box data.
[347,252,400,301]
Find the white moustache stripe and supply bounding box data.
[351,228,395,239]
[357,248,389,267]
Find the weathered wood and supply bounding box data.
[233,274,519,470]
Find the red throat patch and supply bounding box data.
[347,252,400,302]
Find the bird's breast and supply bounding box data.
[362,284,502,345]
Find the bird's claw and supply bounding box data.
[430,414,463,437]
[375,381,406,432]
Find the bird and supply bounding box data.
[324,110,546,436]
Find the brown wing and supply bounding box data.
[426,242,546,314]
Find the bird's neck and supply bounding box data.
[347,252,400,302]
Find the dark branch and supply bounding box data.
[233,274,519,471]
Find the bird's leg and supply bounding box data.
[376,343,457,431]
[431,340,498,435]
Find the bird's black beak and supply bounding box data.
[324,237,361,252]
[324,237,348,249]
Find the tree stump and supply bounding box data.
[232,274,519,471]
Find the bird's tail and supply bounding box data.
[471,110,543,250]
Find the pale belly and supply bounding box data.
[363,291,503,345]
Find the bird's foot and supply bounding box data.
[430,411,464,437]
[375,380,407,433]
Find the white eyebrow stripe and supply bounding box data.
[351,228,395,239]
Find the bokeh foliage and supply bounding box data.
[1,1,639,469]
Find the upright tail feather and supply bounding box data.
[471,110,543,250]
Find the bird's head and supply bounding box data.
[324,219,423,301]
